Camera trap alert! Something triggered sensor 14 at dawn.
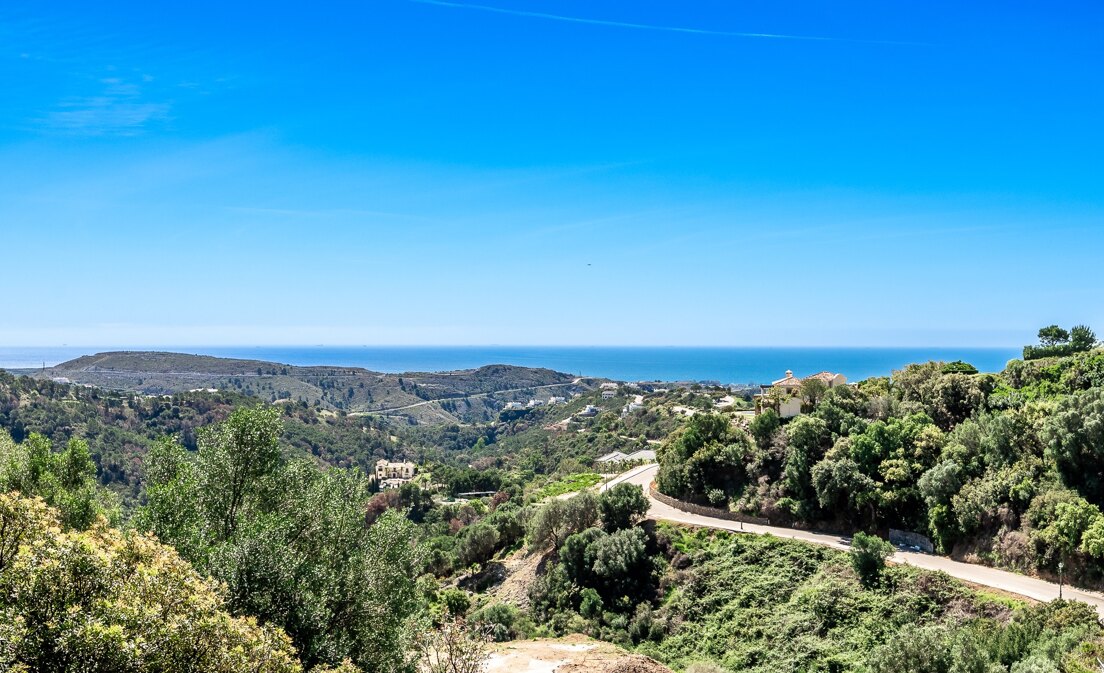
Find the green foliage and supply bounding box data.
[598,482,650,532]
[749,408,780,449]
[1025,325,1098,360]
[942,360,979,375]
[579,588,603,618]
[657,413,751,506]
[849,532,894,586]
[457,522,499,568]
[1044,388,1104,505]
[527,492,600,551]
[140,407,422,672]
[0,430,118,530]
[437,588,471,616]
[638,527,1099,673]
[534,473,602,500]
[0,492,302,672]
[472,602,524,641]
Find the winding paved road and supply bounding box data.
[612,464,1104,617]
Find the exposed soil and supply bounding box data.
[488,547,551,610]
[487,635,672,673]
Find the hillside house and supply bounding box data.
[375,459,416,488]
[755,369,847,419]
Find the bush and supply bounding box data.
[850,532,895,586]
[598,482,649,532]
[473,602,521,641]
[580,587,603,618]
[437,588,471,616]
[0,492,301,673]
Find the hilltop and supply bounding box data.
[31,351,595,424]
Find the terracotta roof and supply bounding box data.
[772,370,802,387]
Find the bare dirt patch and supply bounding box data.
[489,548,550,610]
[487,635,672,673]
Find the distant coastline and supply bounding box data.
[0,345,1020,385]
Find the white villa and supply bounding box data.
[576,404,600,418]
[374,459,417,489]
[755,370,847,419]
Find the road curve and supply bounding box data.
[621,464,1104,618]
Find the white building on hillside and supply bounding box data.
[375,459,416,488]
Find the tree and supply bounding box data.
[196,406,284,540]
[0,431,117,531]
[811,457,876,524]
[1079,515,1104,558]
[784,416,830,509]
[0,492,302,673]
[142,413,424,672]
[589,527,653,601]
[749,409,780,449]
[598,482,649,532]
[849,531,894,586]
[1038,325,1070,347]
[1044,388,1104,504]
[528,492,599,551]
[457,522,499,568]
[657,413,751,505]
[1070,324,1098,351]
[800,378,829,408]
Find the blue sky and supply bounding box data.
[1,1,1101,347]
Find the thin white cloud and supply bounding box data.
[405,0,927,46]
[42,75,170,136]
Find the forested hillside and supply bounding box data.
[26,351,591,423]
[5,332,1104,671]
[658,328,1104,588]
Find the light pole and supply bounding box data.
[1058,561,1065,600]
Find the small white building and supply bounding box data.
[599,382,619,390]
[526,399,546,408]
[577,404,600,417]
[601,389,617,399]
[503,401,525,411]
[547,396,566,405]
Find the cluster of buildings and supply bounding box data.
[754,370,847,419]
[374,459,417,490]
[503,396,568,412]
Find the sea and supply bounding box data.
[0,346,1022,386]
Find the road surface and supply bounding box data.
[619,464,1104,617]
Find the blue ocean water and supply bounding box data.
[0,346,1021,385]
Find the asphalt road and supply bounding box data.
[616,464,1104,617]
